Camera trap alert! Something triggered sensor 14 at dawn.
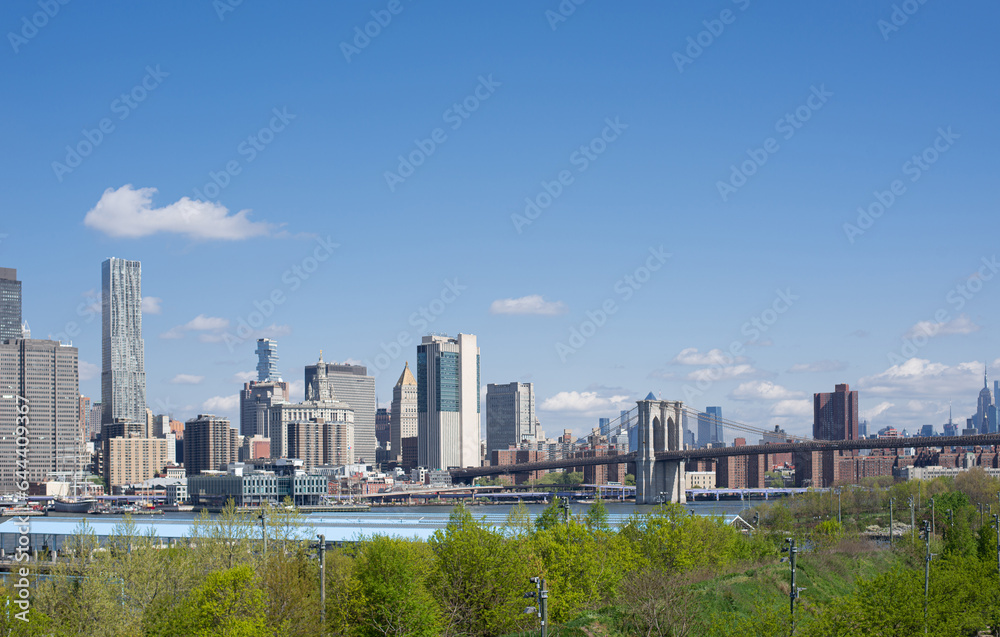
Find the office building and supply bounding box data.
[0,268,21,341]
[239,380,288,438]
[375,407,390,447]
[417,333,481,469]
[305,354,376,463]
[101,258,146,426]
[267,400,353,459]
[598,417,610,435]
[255,338,280,382]
[697,407,722,447]
[184,415,240,476]
[813,383,859,441]
[390,362,418,462]
[0,338,79,492]
[485,382,534,455]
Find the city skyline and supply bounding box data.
[2,2,997,438]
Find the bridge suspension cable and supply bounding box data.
[679,406,812,443]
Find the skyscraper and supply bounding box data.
[417,333,480,469]
[697,407,722,447]
[255,338,279,381]
[813,383,859,441]
[239,380,289,437]
[0,338,79,491]
[101,258,145,426]
[976,367,995,434]
[390,362,418,463]
[0,268,22,341]
[304,354,376,463]
[486,382,535,454]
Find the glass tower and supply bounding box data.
[255,338,279,381]
[0,268,22,341]
[101,258,146,425]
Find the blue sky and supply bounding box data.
[2,0,998,439]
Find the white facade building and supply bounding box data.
[416,334,480,469]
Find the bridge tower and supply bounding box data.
[635,394,686,505]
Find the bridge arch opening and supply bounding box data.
[653,416,664,452]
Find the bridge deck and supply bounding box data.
[452,434,1000,479]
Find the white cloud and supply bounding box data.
[863,401,895,421]
[771,399,812,417]
[489,295,567,316]
[788,360,848,373]
[84,184,273,240]
[540,391,630,412]
[141,296,163,315]
[904,313,979,339]
[232,371,257,383]
[857,358,989,427]
[160,314,230,340]
[79,360,99,381]
[198,323,291,343]
[686,364,759,382]
[287,380,305,403]
[202,394,239,413]
[730,381,804,401]
[671,348,745,366]
[169,374,204,385]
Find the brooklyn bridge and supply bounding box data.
[450,397,1000,503]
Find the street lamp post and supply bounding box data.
[837,488,842,525]
[783,538,802,634]
[930,497,935,535]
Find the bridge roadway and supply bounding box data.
[450,433,1000,480]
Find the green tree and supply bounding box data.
[535,497,568,531]
[584,497,609,531]
[352,535,442,637]
[429,504,542,636]
[148,565,269,637]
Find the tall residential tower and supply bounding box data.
[101,258,146,426]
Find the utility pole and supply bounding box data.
[889,498,894,549]
[784,538,801,634]
[527,577,549,637]
[315,534,327,635]
[837,488,842,525]
[909,497,915,544]
[259,509,267,559]
[994,514,1000,580]
[930,497,935,535]
[922,521,935,635]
